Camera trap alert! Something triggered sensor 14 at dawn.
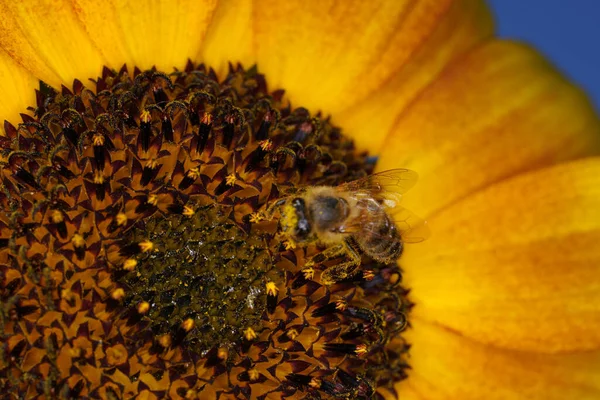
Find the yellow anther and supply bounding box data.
[335,299,348,311]
[181,318,195,331]
[93,171,104,184]
[217,347,228,360]
[248,368,260,381]
[61,288,74,300]
[92,133,105,146]
[111,288,125,300]
[137,301,150,314]
[226,174,237,186]
[355,343,368,356]
[140,110,151,123]
[116,213,128,226]
[265,281,279,297]
[158,334,171,348]
[259,139,273,151]
[187,167,200,180]
[147,194,158,206]
[183,206,195,216]
[201,113,212,125]
[145,158,159,169]
[243,327,257,341]
[71,234,85,248]
[139,240,154,253]
[286,329,299,340]
[50,209,64,223]
[123,259,138,271]
[302,267,314,280]
[249,212,263,224]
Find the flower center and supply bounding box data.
[0,63,410,399]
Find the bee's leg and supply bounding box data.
[304,243,346,267]
[319,239,362,285]
[253,198,287,222]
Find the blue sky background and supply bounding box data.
[488,0,600,110]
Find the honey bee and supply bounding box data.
[263,169,428,285]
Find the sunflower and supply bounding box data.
[1,1,599,399]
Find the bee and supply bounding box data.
[263,169,428,285]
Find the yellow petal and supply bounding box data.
[74,0,218,72]
[378,41,600,219]
[0,49,37,130]
[0,0,106,87]
[403,157,600,353]
[397,319,600,400]
[200,0,255,77]
[336,0,494,153]
[251,0,493,153]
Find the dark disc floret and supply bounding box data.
[0,62,411,399]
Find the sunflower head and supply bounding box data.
[0,63,411,398]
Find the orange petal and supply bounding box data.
[252,0,493,153]
[0,49,37,130]
[0,0,106,87]
[403,157,600,353]
[74,0,218,73]
[397,319,600,400]
[378,40,600,219]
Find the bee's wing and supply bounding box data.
[336,203,430,243]
[386,205,430,243]
[335,169,418,201]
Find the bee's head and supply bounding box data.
[309,195,349,231]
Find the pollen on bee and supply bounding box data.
[50,210,63,223]
[226,174,237,186]
[116,213,128,226]
[244,327,257,341]
[284,240,296,250]
[123,259,137,271]
[138,240,154,253]
[265,281,279,296]
[181,318,195,332]
[137,301,150,314]
[111,288,125,300]
[183,206,195,216]
[71,234,85,248]
[280,203,299,233]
